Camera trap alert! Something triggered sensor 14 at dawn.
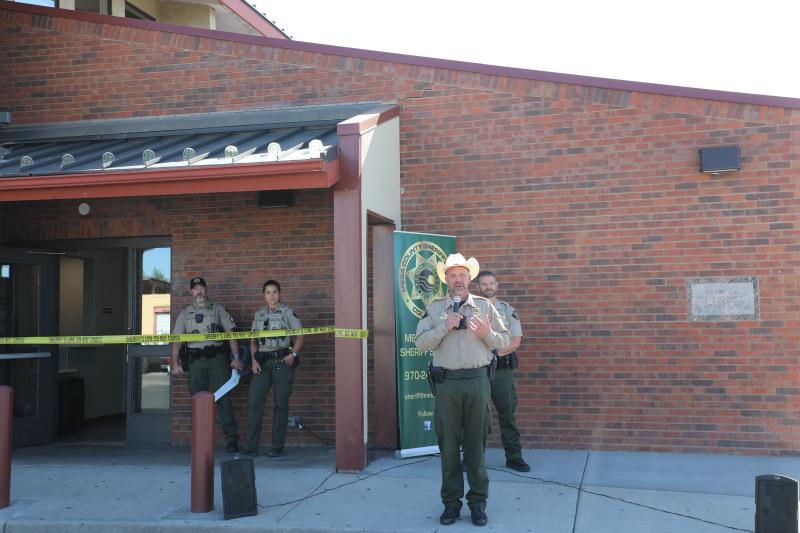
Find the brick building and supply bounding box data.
[1,0,799,470]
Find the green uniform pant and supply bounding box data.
[188,352,238,445]
[244,360,294,453]
[490,367,522,461]
[434,375,491,510]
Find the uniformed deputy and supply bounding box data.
[242,280,304,457]
[476,270,530,473]
[416,253,511,527]
[170,276,243,453]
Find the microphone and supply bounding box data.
[452,294,462,313]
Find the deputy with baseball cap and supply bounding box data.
[415,253,511,527]
[476,270,530,473]
[171,276,244,452]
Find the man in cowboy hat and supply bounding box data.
[171,276,244,453]
[415,253,511,527]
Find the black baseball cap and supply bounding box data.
[189,276,206,289]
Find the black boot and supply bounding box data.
[439,503,460,525]
[505,457,531,472]
[469,505,487,526]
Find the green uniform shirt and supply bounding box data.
[173,300,236,349]
[251,303,302,351]
[415,293,511,369]
[494,299,522,338]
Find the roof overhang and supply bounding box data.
[0,103,384,202]
[0,158,338,201]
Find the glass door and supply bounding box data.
[0,248,58,447]
[126,246,172,443]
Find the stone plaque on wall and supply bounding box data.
[688,277,758,321]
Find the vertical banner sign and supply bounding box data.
[393,231,455,458]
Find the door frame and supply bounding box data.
[0,247,58,447]
[126,242,172,443]
[6,236,172,444]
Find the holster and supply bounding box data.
[489,355,497,382]
[427,361,445,396]
[493,349,518,370]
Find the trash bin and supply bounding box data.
[58,375,85,435]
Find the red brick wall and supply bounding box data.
[2,6,800,454]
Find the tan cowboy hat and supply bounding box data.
[436,253,480,283]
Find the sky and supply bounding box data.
[254,0,798,99]
[142,247,171,281]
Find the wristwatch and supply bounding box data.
[290,352,298,358]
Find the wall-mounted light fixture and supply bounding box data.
[101,151,115,169]
[308,139,323,158]
[61,154,75,169]
[266,142,281,161]
[224,145,239,159]
[78,202,91,216]
[699,146,741,175]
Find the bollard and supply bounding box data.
[191,391,215,513]
[0,385,12,509]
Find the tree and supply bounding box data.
[150,266,169,282]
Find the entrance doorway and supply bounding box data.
[3,238,171,446]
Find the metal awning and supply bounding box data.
[0,102,381,201]
[0,126,338,176]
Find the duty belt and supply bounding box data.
[444,366,490,379]
[255,348,290,363]
[187,345,222,359]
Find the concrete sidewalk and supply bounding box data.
[1,443,797,532]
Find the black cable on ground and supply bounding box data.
[489,466,753,533]
[571,452,589,533]
[258,456,434,509]
[298,424,335,446]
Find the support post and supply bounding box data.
[0,385,12,509]
[191,391,215,513]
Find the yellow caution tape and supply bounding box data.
[0,326,368,345]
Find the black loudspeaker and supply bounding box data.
[258,190,294,208]
[220,458,258,520]
[699,145,741,174]
[755,474,798,533]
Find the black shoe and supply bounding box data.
[470,506,487,526]
[226,441,239,453]
[439,504,460,525]
[267,449,283,457]
[505,457,531,472]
